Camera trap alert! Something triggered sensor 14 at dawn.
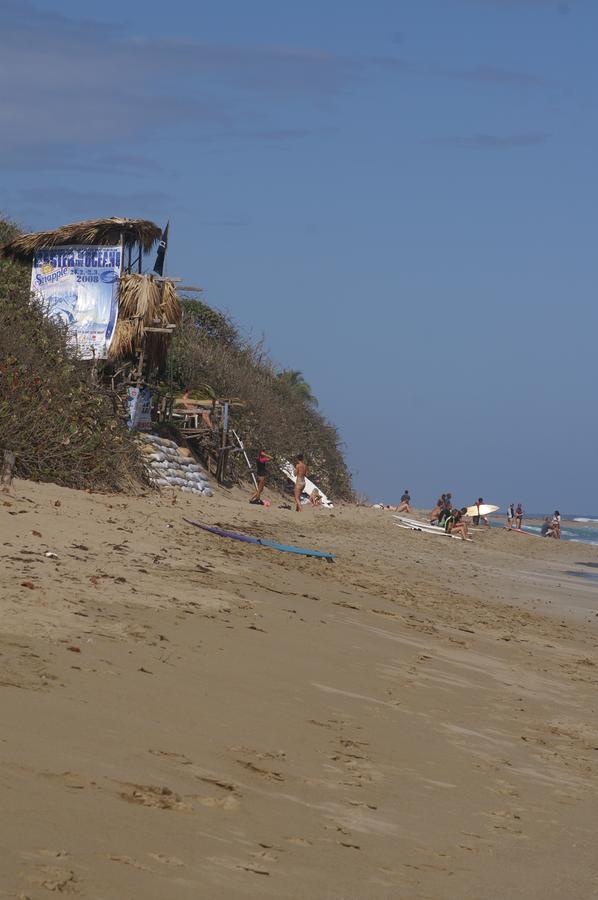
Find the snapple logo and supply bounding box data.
[100,270,119,284]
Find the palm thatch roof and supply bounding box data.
[109,274,182,367]
[0,217,161,262]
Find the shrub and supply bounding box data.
[0,286,145,491]
[171,302,353,499]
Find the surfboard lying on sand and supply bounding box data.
[281,462,333,508]
[184,518,336,559]
[465,504,499,518]
[393,516,472,541]
[394,522,465,541]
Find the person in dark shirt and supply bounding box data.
[249,450,272,504]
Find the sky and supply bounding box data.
[1,0,596,512]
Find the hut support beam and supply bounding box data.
[1,450,16,492]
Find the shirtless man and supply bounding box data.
[294,454,308,512]
[395,490,412,514]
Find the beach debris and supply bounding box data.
[44,551,59,559]
[54,500,61,507]
[32,530,42,537]
[20,581,36,589]
[138,433,213,497]
[67,646,81,653]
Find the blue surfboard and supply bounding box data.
[184,519,335,560]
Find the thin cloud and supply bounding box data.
[11,187,181,225]
[0,0,401,173]
[432,132,549,148]
[447,65,547,88]
[470,0,573,8]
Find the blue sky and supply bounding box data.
[2,0,596,511]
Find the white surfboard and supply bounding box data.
[393,515,445,532]
[282,461,333,508]
[394,522,463,540]
[465,503,499,518]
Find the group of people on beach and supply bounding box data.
[429,493,472,541]
[505,503,524,530]
[250,451,318,512]
[505,504,560,538]
[541,511,561,539]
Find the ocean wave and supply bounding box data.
[569,538,598,547]
[573,517,598,524]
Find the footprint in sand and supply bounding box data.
[148,853,185,867]
[236,759,285,782]
[286,836,313,847]
[118,783,192,812]
[26,865,78,893]
[197,794,240,810]
[149,748,192,765]
[108,854,153,871]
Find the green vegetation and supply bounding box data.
[0,216,352,498]
[172,299,352,499]
[0,217,144,491]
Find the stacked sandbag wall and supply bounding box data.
[138,433,213,497]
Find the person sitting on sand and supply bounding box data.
[541,517,554,537]
[309,488,322,507]
[396,490,412,514]
[515,503,524,530]
[437,498,454,529]
[445,507,472,542]
[294,454,308,512]
[430,494,446,525]
[249,450,272,505]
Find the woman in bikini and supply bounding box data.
[294,454,308,512]
[446,507,472,541]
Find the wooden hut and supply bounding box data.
[0,217,161,270]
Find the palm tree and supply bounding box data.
[276,369,318,407]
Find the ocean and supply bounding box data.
[490,515,598,547]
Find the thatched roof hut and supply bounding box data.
[109,274,182,368]
[0,217,161,263]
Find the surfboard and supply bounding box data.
[184,518,336,559]
[465,504,499,518]
[394,515,448,533]
[281,461,333,508]
[393,515,447,532]
[394,522,464,541]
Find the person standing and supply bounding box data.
[249,450,272,504]
[515,503,524,530]
[552,510,561,539]
[473,497,489,527]
[506,503,515,530]
[294,454,308,512]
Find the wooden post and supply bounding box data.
[216,401,230,483]
[1,450,16,492]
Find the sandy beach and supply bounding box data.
[2,482,598,899]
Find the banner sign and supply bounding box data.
[31,245,122,359]
[127,385,152,431]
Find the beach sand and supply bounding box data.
[1,482,597,898]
